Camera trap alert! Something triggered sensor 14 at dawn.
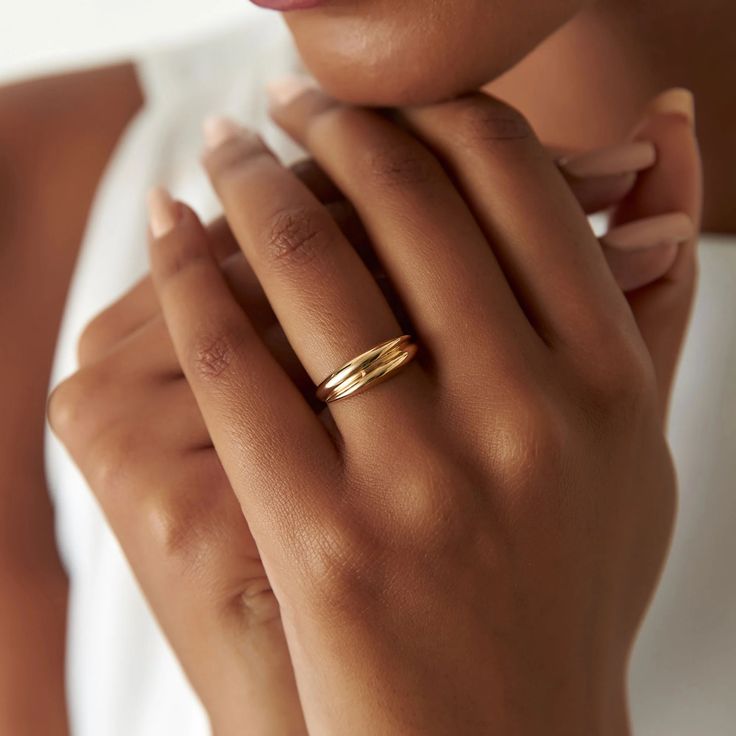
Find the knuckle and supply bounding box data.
[47,376,83,439]
[452,95,533,146]
[299,522,374,615]
[490,399,568,489]
[94,436,228,566]
[143,490,218,567]
[364,142,436,188]
[389,458,474,550]
[312,105,438,188]
[575,325,656,419]
[86,423,137,496]
[357,433,481,555]
[77,312,109,364]
[263,205,330,267]
[582,350,655,421]
[47,365,113,442]
[189,327,241,382]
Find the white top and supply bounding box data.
[44,13,736,736]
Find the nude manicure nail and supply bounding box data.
[602,212,695,251]
[648,88,695,126]
[558,141,656,179]
[267,75,316,107]
[202,115,243,150]
[147,187,178,239]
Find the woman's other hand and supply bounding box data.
[48,241,311,733]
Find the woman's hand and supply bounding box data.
[153,88,698,732]
[48,86,700,734]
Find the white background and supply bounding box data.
[0,0,254,83]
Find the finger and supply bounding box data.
[76,313,314,450]
[135,450,307,735]
[600,213,694,292]
[557,140,656,214]
[267,83,537,377]
[77,275,161,367]
[146,188,336,555]
[396,116,644,216]
[77,216,244,367]
[607,89,702,412]
[79,160,341,366]
[79,252,270,370]
[201,117,428,427]
[393,92,636,349]
[290,157,343,203]
[565,172,637,214]
[49,376,306,732]
[603,242,679,293]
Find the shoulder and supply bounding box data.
[0,63,143,450]
[0,62,143,159]
[0,63,143,230]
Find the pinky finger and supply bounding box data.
[555,140,657,214]
[602,242,679,293]
[600,212,695,292]
[146,188,336,561]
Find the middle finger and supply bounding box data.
[202,120,425,427]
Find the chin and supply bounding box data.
[290,39,510,108]
[284,1,585,107]
[284,9,512,107]
[299,58,484,108]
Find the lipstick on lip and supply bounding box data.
[249,0,323,10]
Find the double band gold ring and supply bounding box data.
[316,335,418,404]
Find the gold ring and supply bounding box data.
[316,335,418,404]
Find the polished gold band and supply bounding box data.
[315,335,418,404]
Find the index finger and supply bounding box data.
[146,188,339,561]
[79,160,340,367]
[609,89,702,410]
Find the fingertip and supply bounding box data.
[605,242,680,293]
[199,119,269,184]
[558,140,656,180]
[203,115,243,151]
[566,171,637,215]
[602,212,695,252]
[147,186,180,239]
[267,75,318,110]
[646,88,695,128]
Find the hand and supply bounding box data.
[48,87,699,734]
[150,87,697,733]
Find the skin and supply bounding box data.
[283,0,589,106]
[0,0,727,730]
[0,63,143,733]
[284,0,736,231]
[48,90,700,733]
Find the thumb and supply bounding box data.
[605,88,703,418]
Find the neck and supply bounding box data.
[486,0,736,233]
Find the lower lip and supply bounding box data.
[248,0,324,10]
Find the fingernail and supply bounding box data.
[203,115,243,150]
[648,88,695,126]
[602,212,695,251]
[267,75,316,107]
[147,187,179,238]
[559,140,656,178]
